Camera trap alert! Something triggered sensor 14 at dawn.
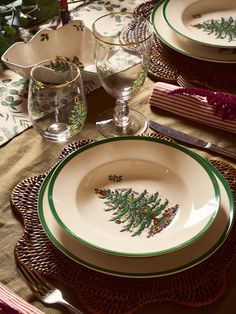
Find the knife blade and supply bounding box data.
[149,120,236,161]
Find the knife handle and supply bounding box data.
[210,144,236,160]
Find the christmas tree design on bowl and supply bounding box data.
[47,137,220,257]
[95,187,179,238]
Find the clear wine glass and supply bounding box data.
[92,12,153,137]
[28,58,87,142]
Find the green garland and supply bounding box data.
[0,0,59,57]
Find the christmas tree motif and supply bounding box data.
[95,188,179,238]
[191,16,236,42]
[69,99,87,136]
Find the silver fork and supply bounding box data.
[177,75,195,88]
[18,264,84,314]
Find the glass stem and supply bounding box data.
[113,98,131,129]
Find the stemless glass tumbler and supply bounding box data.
[28,58,87,142]
[92,12,153,137]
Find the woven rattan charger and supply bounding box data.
[11,133,236,314]
[136,0,236,93]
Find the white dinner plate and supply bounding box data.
[47,137,220,257]
[38,152,234,278]
[163,0,236,48]
[151,2,236,63]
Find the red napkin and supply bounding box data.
[0,282,43,314]
[149,82,236,134]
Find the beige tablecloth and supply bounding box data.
[1,1,236,313]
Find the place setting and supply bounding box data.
[0,1,236,314]
[137,0,236,139]
[10,132,236,313]
[136,0,236,92]
[163,0,236,49]
[155,0,236,63]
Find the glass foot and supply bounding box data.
[96,108,148,137]
[37,122,71,142]
[47,123,69,134]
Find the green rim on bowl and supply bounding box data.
[46,136,220,257]
[37,140,234,277]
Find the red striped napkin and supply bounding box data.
[149,82,236,134]
[0,282,43,314]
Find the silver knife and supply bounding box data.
[149,120,236,160]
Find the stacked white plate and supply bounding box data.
[151,0,236,63]
[37,136,234,278]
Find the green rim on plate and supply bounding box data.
[37,139,234,278]
[46,136,220,257]
[151,1,236,63]
[162,0,236,49]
